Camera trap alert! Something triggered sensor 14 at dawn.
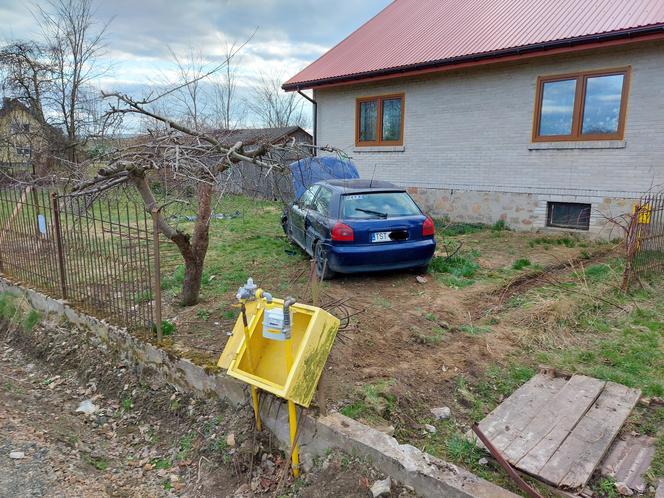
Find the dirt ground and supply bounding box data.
[0,313,419,498]
[158,228,614,428]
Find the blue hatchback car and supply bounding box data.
[282,179,436,278]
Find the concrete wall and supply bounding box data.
[314,41,664,237]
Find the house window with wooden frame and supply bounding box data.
[356,94,404,146]
[533,68,630,141]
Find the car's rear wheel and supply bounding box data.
[314,242,335,280]
[281,215,296,245]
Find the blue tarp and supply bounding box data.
[289,157,359,199]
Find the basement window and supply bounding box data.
[546,202,591,231]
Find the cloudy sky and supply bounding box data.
[0,0,391,126]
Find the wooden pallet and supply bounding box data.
[471,372,640,491]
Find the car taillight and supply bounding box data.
[331,222,354,241]
[422,216,435,237]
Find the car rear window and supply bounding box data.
[341,192,421,219]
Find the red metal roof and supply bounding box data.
[283,0,664,90]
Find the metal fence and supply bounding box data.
[623,190,664,290]
[0,187,158,330]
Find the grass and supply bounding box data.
[537,305,664,397]
[512,258,531,270]
[0,292,41,331]
[153,320,176,337]
[414,326,446,345]
[492,219,508,232]
[458,324,492,335]
[159,195,307,300]
[592,476,618,498]
[176,432,195,461]
[434,220,487,237]
[83,455,109,471]
[430,250,480,288]
[340,379,396,423]
[151,458,171,470]
[529,235,578,248]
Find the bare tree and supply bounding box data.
[33,0,111,164]
[247,72,309,129]
[0,41,52,127]
[74,91,322,305]
[211,41,244,130]
[167,46,209,129]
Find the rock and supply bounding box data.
[424,424,437,434]
[615,481,633,496]
[430,406,451,420]
[226,433,236,447]
[655,479,664,498]
[375,424,395,436]
[415,275,427,284]
[9,451,25,459]
[370,477,391,497]
[478,457,488,466]
[76,399,99,415]
[300,452,315,473]
[262,458,275,473]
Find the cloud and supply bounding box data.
[0,0,391,126]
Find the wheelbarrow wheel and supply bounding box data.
[314,242,335,280]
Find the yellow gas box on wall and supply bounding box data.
[222,298,339,407]
[218,279,340,477]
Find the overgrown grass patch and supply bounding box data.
[511,258,531,270]
[433,219,487,237]
[339,379,396,424]
[430,251,480,288]
[537,305,664,396]
[0,292,41,331]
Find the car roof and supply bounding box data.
[318,179,405,193]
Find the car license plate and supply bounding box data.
[371,231,391,243]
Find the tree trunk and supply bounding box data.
[180,182,213,306]
[180,253,204,306]
[130,173,213,306]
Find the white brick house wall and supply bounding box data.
[313,40,664,237]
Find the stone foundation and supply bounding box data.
[408,187,637,239]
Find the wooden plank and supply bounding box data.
[538,382,640,489]
[472,373,567,453]
[504,375,605,467]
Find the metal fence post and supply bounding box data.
[151,209,163,343]
[50,192,68,300]
[0,228,4,273]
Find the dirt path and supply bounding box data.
[0,345,166,497]
[0,311,420,498]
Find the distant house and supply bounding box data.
[284,0,664,237]
[218,126,313,200]
[0,98,59,178]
